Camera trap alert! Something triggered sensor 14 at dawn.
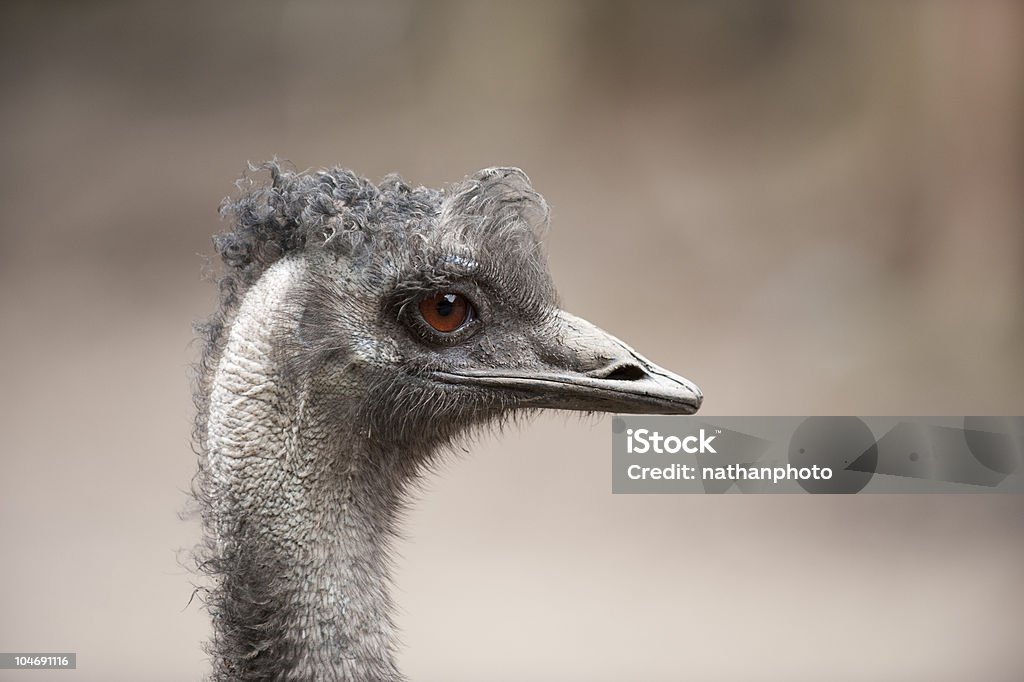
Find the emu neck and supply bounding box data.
[205,258,405,681]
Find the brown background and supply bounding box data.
[1,2,1022,680]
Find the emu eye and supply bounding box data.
[418,292,472,333]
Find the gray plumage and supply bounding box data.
[193,162,702,680]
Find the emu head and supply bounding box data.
[214,165,702,456]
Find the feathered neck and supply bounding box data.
[201,257,406,681]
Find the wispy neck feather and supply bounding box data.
[203,257,405,681]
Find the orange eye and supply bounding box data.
[418,292,471,333]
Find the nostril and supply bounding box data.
[601,363,648,382]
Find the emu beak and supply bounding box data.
[433,310,702,415]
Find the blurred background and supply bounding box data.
[1,1,1022,680]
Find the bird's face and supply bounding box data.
[295,168,701,449]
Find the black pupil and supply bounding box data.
[436,293,457,317]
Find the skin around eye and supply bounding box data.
[419,292,471,333]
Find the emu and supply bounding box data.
[194,163,702,680]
